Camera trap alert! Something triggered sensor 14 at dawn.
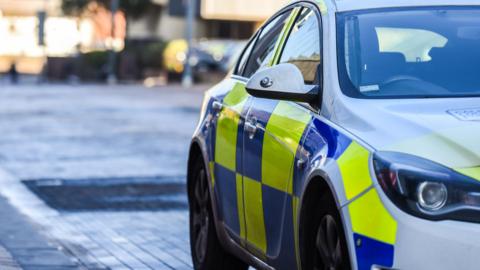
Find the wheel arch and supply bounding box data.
[297,172,354,269]
[187,141,204,190]
[187,138,213,217]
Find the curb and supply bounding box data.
[0,168,83,269]
[0,244,22,270]
[0,168,59,222]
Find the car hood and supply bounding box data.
[333,97,480,179]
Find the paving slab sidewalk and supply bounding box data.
[0,164,192,270]
[0,192,84,269]
[0,244,21,270]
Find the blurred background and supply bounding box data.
[0,1,291,269]
[0,0,290,85]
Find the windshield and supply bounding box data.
[337,7,480,98]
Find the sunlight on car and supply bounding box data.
[376,27,448,62]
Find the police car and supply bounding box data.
[187,0,480,269]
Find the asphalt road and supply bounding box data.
[0,84,206,269]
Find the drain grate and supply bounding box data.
[23,176,187,212]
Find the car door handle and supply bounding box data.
[245,122,257,139]
[212,101,223,112]
[297,158,307,170]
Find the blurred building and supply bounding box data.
[0,0,125,75]
[0,0,289,77]
[0,0,78,73]
[129,0,290,41]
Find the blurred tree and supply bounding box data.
[61,0,90,15]
[62,0,155,18]
[62,0,156,38]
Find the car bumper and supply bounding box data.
[381,188,480,270]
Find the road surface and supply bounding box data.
[0,84,205,269]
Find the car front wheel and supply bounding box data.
[304,190,352,270]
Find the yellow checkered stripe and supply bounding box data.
[338,142,374,201]
[260,101,311,257]
[348,189,397,245]
[457,167,480,181]
[243,176,268,252]
[262,101,311,194]
[236,173,247,241]
[214,83,249,179]
[261,101,310,267]
[338,142,397,245]
[214,89,311,256]
[214,83,398,259]
[246,101,310,254]
[213,83,249,242]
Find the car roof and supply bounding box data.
[333,0,480,12]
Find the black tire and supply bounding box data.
[303,192,352,270]
[188,156,249,270]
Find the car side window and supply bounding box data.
[235,35,258,76]
[279,8,321,84]
[242,10,292,78]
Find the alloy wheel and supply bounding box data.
[314,215,344,270]
[192,168,210,263]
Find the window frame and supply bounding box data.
[232,5,297,79]
[276,2,324,88]
[233,32,259,77]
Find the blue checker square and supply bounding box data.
[214,163,241,235]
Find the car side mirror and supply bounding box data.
[246,63,320,105]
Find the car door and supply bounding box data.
[211,9,294,244]
[225,7,299,256]
[242,5,323,265]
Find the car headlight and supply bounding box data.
[373,151,480,223]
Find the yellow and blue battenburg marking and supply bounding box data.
[457,167,480,181]
[209,85,313,268]
[242,97,279,255]
[261,101,311,268]
[206,85,397,269]
[337,141,397,269]
[211,83,251,241]
[297,118,397,270]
